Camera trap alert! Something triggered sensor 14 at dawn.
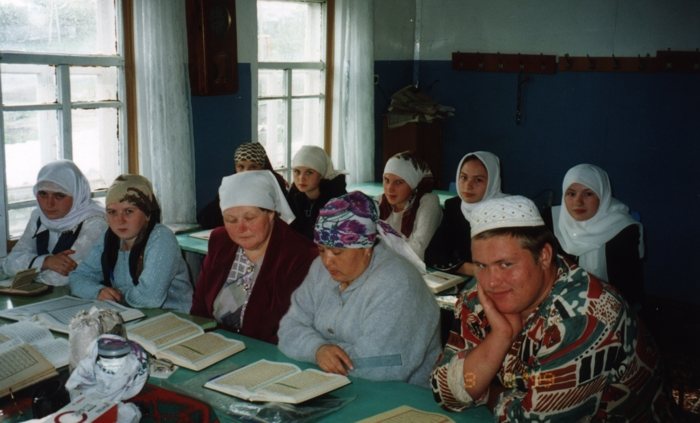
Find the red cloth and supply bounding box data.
[190,218,318,344]
[129,384,218,423]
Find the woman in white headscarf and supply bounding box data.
[3,160,107,286]
[288,145,347,239]
[190,170,318,344]
[378,151,442,260]
[425,151,505,276]
[552,163,644,305]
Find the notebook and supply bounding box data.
[0,268,50,296]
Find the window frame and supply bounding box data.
[254,0,329,181]
[0,0,132,255]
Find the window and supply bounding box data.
[256,0,326,180]
[0,0,126,252]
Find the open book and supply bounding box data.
[0,295,144,334]
[204,359,351,404]
[357,405,456,423]
[0,268,49,296]
[423,270,468,294]
[127,312,245,371]
[188,229,213,240]
[0,320,71,398]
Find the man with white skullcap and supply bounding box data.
[431,195,669,420]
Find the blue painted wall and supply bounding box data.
[194,59,700,303]
[192,64,252,209]
[374,59,700,303]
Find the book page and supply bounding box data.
[0,343,57,398]
[128,313,202,352]
[0,296,145,333]
[32,338,70,368]
[209,359,299,392]
[357,405,456,423]
[0,321,69,368]
[257,369,350,403]
[0,296,90,320]
[423,271,466,293]
[0,320,54,344]
[161,332,243,364]
[189,229,213,240]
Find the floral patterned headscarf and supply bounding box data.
[314,191,427,272]
[314,191,381,248]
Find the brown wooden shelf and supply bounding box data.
[452,50,700,74]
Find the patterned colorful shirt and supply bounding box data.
[431,256,668,421]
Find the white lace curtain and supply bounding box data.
[331,0,375,184]
[132,0,196,224]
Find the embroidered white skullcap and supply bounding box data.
[291,145,341,179]
[219,170,296,223]
[469,195,544,237]
[383,154,432,189]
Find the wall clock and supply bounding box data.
[186,0,239,95]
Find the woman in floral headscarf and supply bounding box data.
[278,191,440,387]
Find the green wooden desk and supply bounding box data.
[0,285,215,330]
[176,233,209,256]
[151,330,492,422]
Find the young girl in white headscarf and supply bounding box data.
[2,160,107,286]
[425,151,505,276]
[552,163,644,306]
[288,145,347,239]
[69,174,192,313]
[378,151,442,260]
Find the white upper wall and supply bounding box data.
[375,0,700,60]
[237,0,257,63]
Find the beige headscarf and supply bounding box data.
[106,174,159,217]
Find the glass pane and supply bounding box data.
[71,66,118,102]
[258,69,286,97]
[291,98,323,155]
[8,206,36,238]
[0,0,117,55]
[1,64,57,106]
[292,69,322,96]
[258,1,322,62]
[3,110,60,203]
[257,99,288,170]
[72,108,120,191]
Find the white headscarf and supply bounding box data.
[554,163,643,281]
[32,160,105,232]
[219,170,296,223]
[383,153,432,190]
[457,151,506,220]
[291,145,343,180]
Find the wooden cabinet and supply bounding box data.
[382,117,444,189]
